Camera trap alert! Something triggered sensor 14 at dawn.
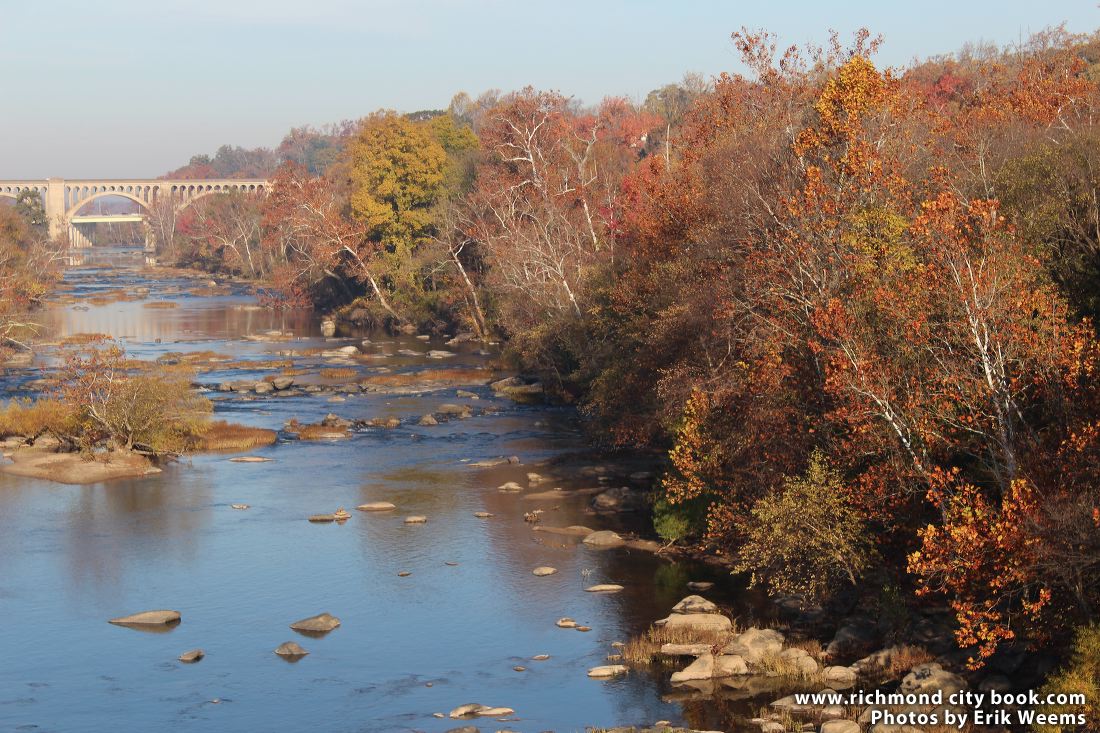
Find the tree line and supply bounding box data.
[144,26,1100,678]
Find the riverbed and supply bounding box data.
[0,246,783,733]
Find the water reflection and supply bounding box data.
[0,245,783,733]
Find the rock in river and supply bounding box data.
[290,613,341,634]
[274,641,309,659]
[582,530,625,548]
[448,703,515,718]
[585,584,624,593]
[109,610,181,627]
[178,649,204,663]
[357,502,396,512]
[556,617,578,628]
[671,595,718,614]
[588,665,629,678]
[404,515,427,524]
[532,566,558,577]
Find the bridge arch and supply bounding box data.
[66,190,150,219]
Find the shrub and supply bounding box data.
[1035,624,1100,733]
[58,342,211,454]
[0,398,78,439]
[733,450,876,603]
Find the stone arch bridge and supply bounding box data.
[0,177,270,249]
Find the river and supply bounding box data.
[0,246,786,733]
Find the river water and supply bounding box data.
[0,247,781,733]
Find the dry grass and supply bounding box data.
[357,368,494,387]
[218,359,293,371]
[286,420,349,440]
[861,644,937,680]
[621,625,735,665]
[320,367,358,380]
[142,301,179,309]
[86,289,140,305]
[60,332,111,346]
[191,420,277,451]
[277,367,309,377]
[0,399,77,438]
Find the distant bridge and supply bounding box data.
[0,177,270,249]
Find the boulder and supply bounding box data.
[437,403,471,417]
[290,613,341,634]
[590,486,646,513]
[826,619,880,656]
[404,515,427,524]
[253,382,274,394]
[715,654,749,676]
[418,414,438,426]
[320,320,336,337]
[672,595,718,614]
[899,662,966,698]
[178,649,204,663]
[686,581,714,591]
[588,665,629,678]
[498,481,524,493]
[556,618,578,628]
[585,584,624,593]
[532,567,557,577]
[659,613,733,634]
[448,703,514,718]
[473,511,493,518]
[272,376,294,390]
[582,530,625,548]
[109,610,181,627]
[780,648,820,675]
[357,502,396,512]
[671,653,748,681]
[820,722,860,733]
[823,666,858,685]
[274,641,309,658]
[724,628,784,664]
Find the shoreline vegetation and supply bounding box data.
[2,23,1100,732]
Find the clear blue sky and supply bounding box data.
[1,0,1096,179]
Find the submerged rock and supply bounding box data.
[588,665,629,678]
[109,610,181,627]
[357,502,396,512]
[404,515,427,524]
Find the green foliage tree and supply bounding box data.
[733,451,876,603]
[14,190,47,231]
